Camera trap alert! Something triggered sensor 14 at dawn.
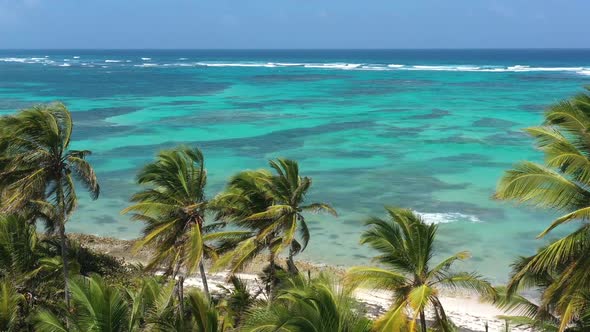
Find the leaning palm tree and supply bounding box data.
[346,207,495,332]
[0,103,100,306]
[123,146,209,298]
[123,146,248,299]
[495,88,590,330]
[243,273,372,332]
[214,159,336,295]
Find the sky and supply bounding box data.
[0,0,588,49]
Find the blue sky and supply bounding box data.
[0,0,587,49]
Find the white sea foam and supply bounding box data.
[417,212,481,224]
[1,57,588,76]
[0,57,28,63]
[59,63,71,67]
[304,63,361,69]
[195,62,277,68]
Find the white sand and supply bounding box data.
[183,271,533,332]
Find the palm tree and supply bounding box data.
[491,250,590,331]
[122,146,248,300]
[0,103,100,306]
[34,275,130,332]
[214,159,336,295]
[243,273,372,332]
[147,288,226,332]
[495,88,590,330]
[346,207,495,332]
[0,214,44,283]
[0,280,24,332]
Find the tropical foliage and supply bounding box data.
[122,146,250,299]
[212,159,336,296]
[346,207,495,332]
[0,103,99,306]
[496,87,590,331]
[243,273,372,332]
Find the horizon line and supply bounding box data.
[1,47,590,51]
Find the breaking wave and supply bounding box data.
[417,212,482,224]
[0,57,588,76]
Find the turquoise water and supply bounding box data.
[1,50,589,283]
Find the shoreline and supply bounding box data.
[73,233,532,332]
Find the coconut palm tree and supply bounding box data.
[0,103,100,306]
[213,159,336,296]
[122,146,248,299]
[495,88,590,330]
[243,273,372,332]
[346,207,495,332]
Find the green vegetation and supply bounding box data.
[495,87,590,331]
[2,91,590,331]
[346,207,495,332]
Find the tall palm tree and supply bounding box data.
[346,207,495,332]
[243,273,372,332]
[0,103,100,306]
[495,88,590,330]
[213,159,336,295]
[123,146,247,299]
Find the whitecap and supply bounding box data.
[304,63,361,70]
[0,57,28,63]
[578,69,590,76]
[141,57,151,61]
[387,64,404,68]
[196,62,274,68]
[104,60,121,63]
[59,63,71,67]
[73,56,80,59]
[417,212,481,224]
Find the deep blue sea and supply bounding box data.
[1,49,589,282]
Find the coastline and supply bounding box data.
[72,233,532,332]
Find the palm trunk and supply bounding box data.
[176,276,184,329]
[420,310,427,332]
[59,221,70,307]
[177,275,185,316]
[56,182,70,308]
[287,247,299,275]
[268,251,276,300]
[199,261,210,299]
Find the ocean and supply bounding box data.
[1,49,589,283]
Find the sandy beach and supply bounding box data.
[74,233,533,332]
